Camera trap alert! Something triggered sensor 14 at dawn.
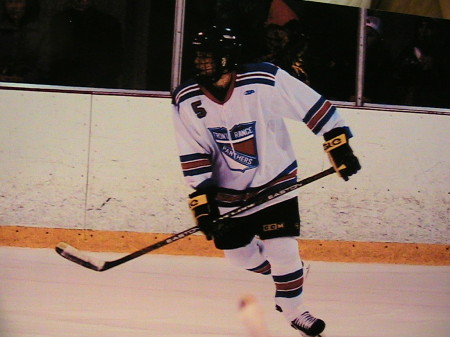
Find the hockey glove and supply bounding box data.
[188,189,220,240]
[323,127,361,181]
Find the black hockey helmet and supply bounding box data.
[191,25,241,83]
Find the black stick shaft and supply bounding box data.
[101,167,335,271]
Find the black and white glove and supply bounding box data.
[188,189,219,240]
[323,127,361,181]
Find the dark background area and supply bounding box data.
[0,0,449,108]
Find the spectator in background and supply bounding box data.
[215,0,309,83]
[49,0,123,88]
[283,2,358,101]
[0,0,49,83]
[361,16,395,104]
[215,1,359,100]
[257,0,310,84]
[393,17,448,108]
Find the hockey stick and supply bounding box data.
[56,166,336,272]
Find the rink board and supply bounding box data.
[1,226,449,266]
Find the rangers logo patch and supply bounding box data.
[209,122,258,172]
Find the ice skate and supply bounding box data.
[275,305,325,336]
[290,311,325,337]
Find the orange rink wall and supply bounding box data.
[1,226,449,266]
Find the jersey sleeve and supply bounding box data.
[171,104,214,190]
[272,67,346,136]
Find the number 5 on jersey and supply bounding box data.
[191,101,207,118]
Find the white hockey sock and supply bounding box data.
[263,237,306,321]
[224,237,271,275]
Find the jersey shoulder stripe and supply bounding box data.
[235,62,279,88]
[172,63,279,105]
[303,96,337,134]
[172,79,203,106]
[240,62,279,75]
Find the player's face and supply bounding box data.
[194,51,216,77]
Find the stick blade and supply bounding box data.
[55,242,105,272]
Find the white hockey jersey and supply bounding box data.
[172,62,346,216]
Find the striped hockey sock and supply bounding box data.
[247,260,271,275]
[272,268,304,300]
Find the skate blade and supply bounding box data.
[300,333,327,337]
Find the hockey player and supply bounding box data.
[171,26,360,337]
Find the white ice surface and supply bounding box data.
[1,247,449,337]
